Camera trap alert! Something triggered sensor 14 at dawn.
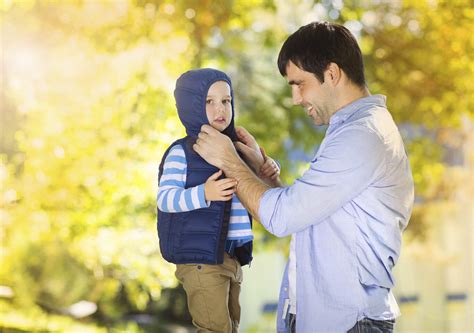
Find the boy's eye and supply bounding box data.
[222,99,231,104]
[206,99,213,104]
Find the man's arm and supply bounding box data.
[195,125,389,238]
[233,143,283,188]
[193,125,270,218]
[234,126,283,187]
[258,127,387,237]
[223,155,269,219]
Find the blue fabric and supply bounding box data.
[347,318,395,333]
[157,144,254,247]
[261,95,414,332]
[157,68,253,266]
[276,262,290,333]
[157,137,232,265]
[174,68,238,140]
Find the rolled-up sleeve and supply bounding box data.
[258,127,387,237]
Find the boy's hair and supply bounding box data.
[277,21,366,88]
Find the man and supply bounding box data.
[194,21,414,332]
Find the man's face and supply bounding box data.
[285,61,333,126]
[206,81,233,131]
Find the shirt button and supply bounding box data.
[197,265,202,270]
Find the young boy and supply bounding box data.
[157,68,279,332]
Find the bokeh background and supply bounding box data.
[1,0,473,332]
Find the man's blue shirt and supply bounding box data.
[259,95,414,332]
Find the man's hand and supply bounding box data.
[204,170,237,201]
[195,126,271,219]
[194,125,239,170]
[259,147,280,180]
[234,126,264,172]
[236,126,259,151]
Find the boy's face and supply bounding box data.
[206,81,232,132]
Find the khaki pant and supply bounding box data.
[175,253,243,333]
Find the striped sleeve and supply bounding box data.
[157,144,209,212]
[226,196,253,242]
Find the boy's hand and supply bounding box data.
[259,147,280,180]
[204,170,237,201]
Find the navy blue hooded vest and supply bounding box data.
[157,68,253,266]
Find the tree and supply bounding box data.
[1,0,472,330]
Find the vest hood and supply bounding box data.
[174,68,237,141]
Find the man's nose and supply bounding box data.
[292,87,303,105]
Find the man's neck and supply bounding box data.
[333,85,371,115]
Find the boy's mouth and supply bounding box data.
[214,117,226,124]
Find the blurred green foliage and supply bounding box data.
[0,0,472,331]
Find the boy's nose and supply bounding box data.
[216,103,225,112]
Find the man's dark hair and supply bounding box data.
[277,21,366,88]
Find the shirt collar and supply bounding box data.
[329,94,387,126]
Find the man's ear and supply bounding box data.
[325,62,342,86]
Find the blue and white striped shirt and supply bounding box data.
[157,144,253,246]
